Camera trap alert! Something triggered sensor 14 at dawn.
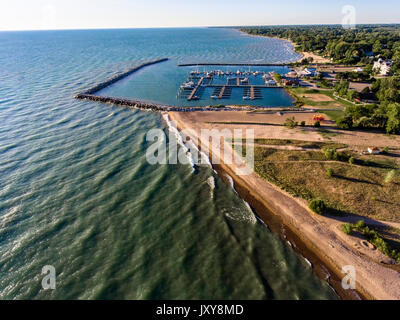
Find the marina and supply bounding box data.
[77,60,294,110]
[178,69,280,101]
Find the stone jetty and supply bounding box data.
[80,58,169,95]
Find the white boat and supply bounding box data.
[211,95,219,99]
[181,81,195,89]
[243,96,251,100]
[240,77,249,83]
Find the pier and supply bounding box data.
[178,62,288,67]
[219,86,226,99]
[187,77,204,101]
[74,93,276,112]
[80,58,169,95]
[75,94,170,111]
[74,58,173,111]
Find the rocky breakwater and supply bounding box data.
[80,58,169,95]
[75,93,171,111]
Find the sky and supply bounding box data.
[0,0,399,31]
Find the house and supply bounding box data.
[373,58,393,76]
[298,68,319,78]
[368,147,380,155]
[286,71,298,78]
[283,78,299,86]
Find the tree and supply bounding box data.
[347,90,358,101]
[364,64,373,75]
[375,77,400,104]
[373,40,382,55]
[336,115,353,129]
[386,103,400,134]
[334,81,350,97]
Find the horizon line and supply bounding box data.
[1,22,400,32]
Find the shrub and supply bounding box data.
[343,221,400,262]
[314,121,321,127]
[348,156,355,165]
[342,223,353,235]
[300,121,306,127]
[354,220,366,230]
[284,117,298,129]
[326,168,334,178]
[336,115,353,130]
[382,147,389,154]
[337,151,351,162]
[384,170,397,183]
[322,147,338,160]
[309,199,327,215]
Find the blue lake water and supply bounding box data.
[98,61,295,107]
[0,27,336,300]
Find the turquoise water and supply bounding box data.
[98,62,295,107]
[0,28,336,299]
[96,28,300,107]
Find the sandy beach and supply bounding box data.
[167,110,400,300]
[278,38,332,64]
[240,30,331,64]
[299,51,332,64]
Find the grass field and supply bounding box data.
[286,87,368,110]
[318,110,345,122]
[251,146,400,222]
[251,138,347,149]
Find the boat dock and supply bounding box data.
[217,86,232,99]
[187,77,204,101]
[179,69,281,101]
[178,63,287,67]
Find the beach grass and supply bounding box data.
[251,147,400,222]
[251,138,347,149]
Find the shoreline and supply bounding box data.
[167,110,400,300]
[239,29,331,64]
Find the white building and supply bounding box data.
[286,71,298,78]
[373,58,392,76]
[298,68,319,78]
[368,147,380,155]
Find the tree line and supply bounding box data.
[335,77,400,133]
[240,25,400,74]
